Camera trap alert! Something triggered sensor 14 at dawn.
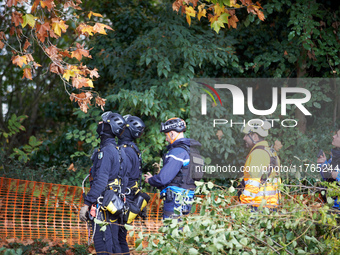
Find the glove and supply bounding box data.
[79,204,89,222]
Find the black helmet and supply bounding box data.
[160,118,186,133]
[124,115,145,139]
[101,111,126,136]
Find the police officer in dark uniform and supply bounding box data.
[79,111,127,255]
[116,114,145,254]
[144,117,201,219]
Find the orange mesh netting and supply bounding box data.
[0,177,164,246]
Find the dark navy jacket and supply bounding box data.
[148,138,201,190]
[119,141,141,187]
[84,137,127,206]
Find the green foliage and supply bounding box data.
[10,136,43,163]
[0,239,90,255]
[0,114,27,140]
[139,182,340,254]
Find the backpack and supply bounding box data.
[177,144,205,183]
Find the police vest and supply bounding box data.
[167,144,204,190]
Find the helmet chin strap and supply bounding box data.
[247,133,258,145]
[167,132,181,144]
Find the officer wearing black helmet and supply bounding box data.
[116,114,146,254]
[79,111,128,255]
[144,117,202,219]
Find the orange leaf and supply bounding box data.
[96,96,106,111]
[257,10,265,21]
[216,130,223,140]
[68,163,76,172]
[71,48,91,61]
[88,68,99,79]
[12,55,28,67]
[93,23,113,35]
[7,0,18,7]
[31,0,40,12]
[0,41,4,49]
[45,45,59,60]
[22,68,32,80]
[59,50,72,58]
[50,63,64,74]
[172,0,183,12]
[0,31,5,40]
[72,76,88,89]
[228,14,239,29]
[41,0,55,11]
[11,11,23,27]
[36,22,50,43]
[23,40,31,51]
[25,53,34,62]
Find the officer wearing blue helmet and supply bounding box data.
[79,111,128,255]
[144,117,202,219]
[116,114,146,254]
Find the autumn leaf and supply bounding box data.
[45,45,59,60]
[63,69,75,81]
[228,13,239,29]
[197,5,206,21]
[25,53,34,62]
[0,31,5,40]
[68,163,76,172]
[72,76,88,89]
[12,55,27,67]
[70,92,93,113]
[216,130,223,140]
[22,14,38,28]
[50,63,64,74]
[185,6,196,26]
[0,41,4,49]
[22,68,32,80]
[93,23,113,35]
[96,96,106,111]
[86,79,94,88]
[257,10,265,21]
[41,0,55,11]
[23,40,31,51]
[6,0,18,7]
[36,22,51,43]
[88,11,103,19]
[214,3,225,17]
[274,140,283,151]
[88,68,99,79]
[31,0,40,12]
[11,11,23,27]
[51,18,69,37]
[172,0,183,12]
[71,44,91,61]
[78,24,94,36]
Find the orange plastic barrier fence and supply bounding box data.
[0,177,164,246]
